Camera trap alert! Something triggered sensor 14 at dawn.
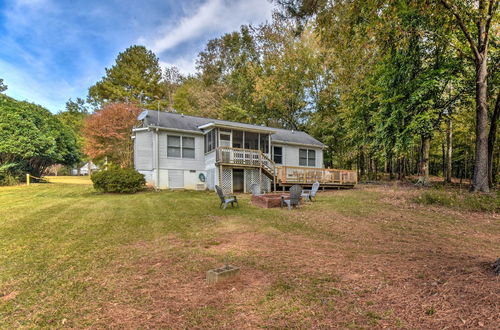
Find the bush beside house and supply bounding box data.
[91,168,145,193]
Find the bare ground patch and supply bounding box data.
[78,185,498,328]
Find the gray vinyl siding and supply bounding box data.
[134,131,153,170]
[168,170,184,188]
[157,130,205,170]
[273,143,323,168]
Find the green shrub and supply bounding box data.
[91,168,145,193]
[417,191,456,207]
[0,174,20,186]
[413,190,499,213]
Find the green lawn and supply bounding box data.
[1,178,498,328]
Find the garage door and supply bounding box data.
[168,170,184,188]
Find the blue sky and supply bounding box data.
[0,0,274,112]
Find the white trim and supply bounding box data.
[132,127,149,132]
[272,140,325,149]
[198,123,215,130]
[143,126,204,135]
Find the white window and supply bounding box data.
[167,135,195,159]
[182,137,195,158]
[273,146,283,164]
[167,136,181,158]
[299,149,316,166]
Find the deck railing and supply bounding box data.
[276,166,357,185]
[216,147,275,175]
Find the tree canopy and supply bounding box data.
[88,45,164,109]
[82,103,142,168]
[0,79,7,93]
[0,94,80,183]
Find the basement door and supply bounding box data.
[232,169,244,193]
[168,170,184,189]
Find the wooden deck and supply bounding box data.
[214,147,357,190]
[276,166,357,187]
[215,147,275,178]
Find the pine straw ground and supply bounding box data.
[0,180,498,328]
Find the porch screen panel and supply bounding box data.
[244,132,258,150]
[205,129,217,153]
[260,134,269,154]
[232,130,243,148]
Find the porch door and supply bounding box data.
[232,169,244,192]
[219,130,231,147]
[219,129,232,162]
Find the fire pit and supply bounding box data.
[252,193,288,208]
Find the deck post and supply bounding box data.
[259,166,262,192]
[273,167,276,192]
[219,164,223,190]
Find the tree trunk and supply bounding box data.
[470,52,490,192]
[487,92,499,187]
[441,143,446,180]
[359,147,365,178]
[389,156,394,180]
[417,136,430,186]
[446,117,453,183]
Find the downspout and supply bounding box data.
[156,127,160,189]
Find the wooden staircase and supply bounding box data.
[215,147,276,179]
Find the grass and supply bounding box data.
[0,178,498,328]
[413,188,500,212]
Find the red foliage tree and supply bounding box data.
[83,103,142,168]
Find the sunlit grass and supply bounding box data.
[0,182,498,328]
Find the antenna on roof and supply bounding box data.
[157,102,160,126]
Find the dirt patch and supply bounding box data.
[1,291,19,301]
[80,185,499,328]
[88,235,272,329]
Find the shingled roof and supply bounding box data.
[139,110,325,148]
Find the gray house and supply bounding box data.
[133,110,356,193]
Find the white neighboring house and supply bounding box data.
[71,162,99,176]
[133,110,356,193]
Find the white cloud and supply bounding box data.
[159,58,198,76]
[0,59,75,111]
[144,0,273,54]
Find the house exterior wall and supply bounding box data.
[134,130,154,170]
[134,130,155,185]
[134,128,324,191]
[273,143,323,168]
[155,130,206,189]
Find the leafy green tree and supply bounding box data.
[173,77,226,119]
[162,66,183,111]
[195,25,262,123]
[437,0,498,192]
[0,94,80,183]
[0,79,7,93]
[252,20,323,129]
[56,98,90,172]
[88,45,164,109]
